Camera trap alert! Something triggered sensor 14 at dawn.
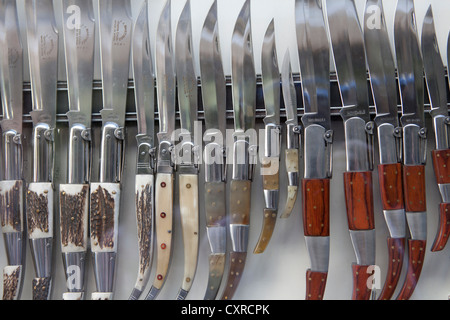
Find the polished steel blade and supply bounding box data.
[98,0,132,128]
[199,0,226,134]
[296,0,330,130]
[156,0,175,142]
[176,0,197,134]
[394,0,424,127]
[231,0,256,132]
[261,19,280,126]
[281,50,298,126]
[326,0,369,121]
[364,0,399,127]
[133,0,154,143]
[24,0,58,127]
[422,5,447,118]
[61,0,95,129]
[0,0,22,132]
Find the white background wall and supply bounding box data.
[3,0,450,300]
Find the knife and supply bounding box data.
[220,0,256,300]
[90,0,132,300]
[363,0,405,300]
[326,0,376,300]
[394,0,427,300]
[0,0,25,300]
[199,0,228,300]
[422,5,450,253]
[24,0,58,300]
[174,0,200,300]
[296,0,333,300]
[279,50,301,220]
[129,0,156,300]
[254,19,281,254]
[145,0,176,300]
[59,0,95,301]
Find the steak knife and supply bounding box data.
[0,0,25,300]
[24,0,59,300]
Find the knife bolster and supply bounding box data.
[31,123,54,182]
[68,124,91,184]
[2,129,22,180]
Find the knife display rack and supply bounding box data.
[5,71,448,124]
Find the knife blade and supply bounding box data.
[199,0,227,300]
[174,0,200,300]
[279,50,300,219]
[394,0,427,301]
[326,0,376,300]
[90,0,132,300]
[422,5,450,253]
[129,0,156,301]
[363,0,405,300]
[0,0,25,301]
[221,0,256,300]
[24,0,58,300]
[145,0,176,300]
[253,19,281,254]
[59,0,95,301]
[297,0,333,300]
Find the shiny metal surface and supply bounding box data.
[405,211,427,241]
[230,224,249,253]
[281,51,298,127]
[343,117,371,171]
[349,229,376,266]
[383,209,407,238]
[304,236,330,273]
[2,130,22,180]
[62,252,87,293]
[206,226,227,254]
[29,238,53,278]
[303,124,331,179]
[377,123,400,165]
[438,184,450,203]
[92,252,116,293]
[3,232,24,266]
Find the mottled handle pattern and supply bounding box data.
[280,149,299,218]
[351,264,374,300]
[205,181,226,227]
[32,277,52,300]
[305,270,327,300]
[2,265,22,300]
[26,182,54,239]
[221,252,247,300]
[343,171,374,230]
[0,180,23,233]
[396,239,426,300]
[378,237,405,300]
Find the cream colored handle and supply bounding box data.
[152,173,174,290]
[280,149,299,218]
[179,174,199,292]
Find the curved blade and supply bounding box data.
[98,0,132,128]
[326,0,369,121]
[156,0,175,142]
[364,0,399,127]
[199,0,226,134]
[261,19,280,126]
[394,0,424,127]
[25,0,58,127]
[133,0,154,143]
[231,0,256,132]
[422,5,447,118]
[62,0,95,129]
[281,50,297,126]
[176,0,197,134]
[0,0,22,133]
[297,0,330,130]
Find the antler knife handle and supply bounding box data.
[221,179,251,300]
[90,182,121,300]
[431,149,450,251]
[178,174,199,298]
[280,149,299,218]
[26,182,54,300]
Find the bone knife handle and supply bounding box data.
[178,174,199,294]
[280,149,299,218]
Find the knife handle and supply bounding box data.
[378,237,405,300]
[396,239,426,300]
[351,264,374,300]
[3,265,23,300]
[280,148,299,218]
[343,171,374,230]
[306,270,327,300]
[179,174,199,293]
[431,149,450,251]
[205,181,226,228]
[1,180,24,234]
[378,163,404,211]
[152,173,174,290]
[133,174,154,292]
[403,165,426,213]
[302,179,330,236]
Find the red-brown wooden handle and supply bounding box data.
[432,149,450,184]
[305,270,327,300]
[378,163,404,210]
[351,264,374,300]
[396,239,426,300]
[302,179,330,237]
[431,203,450,252]
[403,165,426,213]
[343,171,374,230]
[378,237,405,300]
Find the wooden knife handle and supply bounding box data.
[305,270,327,300]
[432,149,450,184]
[378,237,405,300]
[351,264,374,300]
[403,165,426,213]
[396,239,426,300]
[343,171,374,230]
[179,174,199,292]
[378,164,404,210]
[220,252,247,300]
[302,179,330,236]
[152,173,174,290]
